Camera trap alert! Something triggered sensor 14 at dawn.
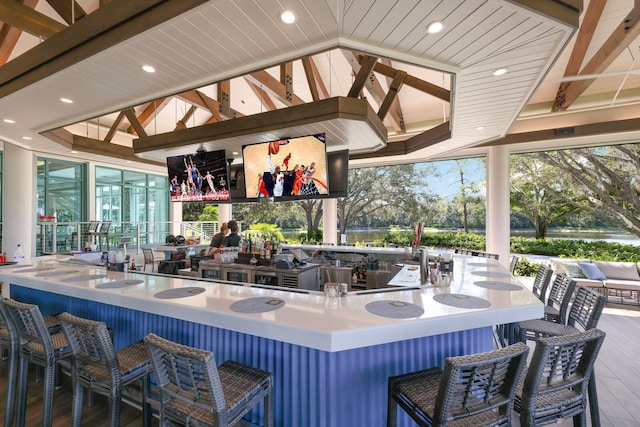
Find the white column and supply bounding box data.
[170,202,182,236]
[486,145,510,267]
[218,204,232,224]
[3,143,37,258]
[322,198,337,245]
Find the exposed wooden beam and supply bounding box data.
[245,80,278,111]
[378,70,406,122]
[349,122,450,159]
[0,0,66,39]
[176,89,244,120]
[217,80,231,118]
[553,0,607,111]
[308,55,330,99]
[127,97,171,134]
[71,135,164,166]
[380,58,406,133]
[361,55,451,102]
[0,0,39,65]
[39,128,74,149]
[134,97,386,153]
[0,0,207,98]
[175,105,196,130]
[123,108,147,138]
[479,117,640,148]
[45,0,88,25]
[347,55,377,99]
[105,111,126,142]
[280,62,293,103]
[555,3,640,110]
[344,51,404,133]
[245,70,305,106]
[301,57,320,101]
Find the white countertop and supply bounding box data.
[0,255,542,352]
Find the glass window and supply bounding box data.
[95,166,169,245]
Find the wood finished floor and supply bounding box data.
[0,303,639,426]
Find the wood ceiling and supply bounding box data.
[0,0,638,171]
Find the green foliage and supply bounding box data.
[513,257,542,277]
[383,231,640,263]
[296,229,323,243]
[242,223,284,241]
[197,205,218,222]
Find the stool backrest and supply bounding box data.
[520,329,606,423]
[433,341,529,425]
[567,286,607,331]
[546,274,576,323]
[142,248,155,264]
[1,298,54,355]
[58,312,119,383]
[144,333,226,413]
[532,264,553,302]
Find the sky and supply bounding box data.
[415,157,486,200]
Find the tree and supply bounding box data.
[534,144,640,237]
[510,153,577,238]
[337,164,432,235]
[296,199,323,233]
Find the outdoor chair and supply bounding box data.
[509,255,520,273]
[514,328,606,426]
[0,300,19,427]
[58,312,152,427]
[518,286,606,343]
[142,248,160,272]
[531,264,554,303]
[82,221,100,248]
[96,221,112,250]
[0,298,71,427]
[387,342,529,426]
[144,333,274,427]
[540,273,576,324]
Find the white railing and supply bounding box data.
[35,221,220,255]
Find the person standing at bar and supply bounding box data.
[204,222,228,255]
[220,220,241,248]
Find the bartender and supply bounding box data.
[219,220,241,248]
[204,222,228,255]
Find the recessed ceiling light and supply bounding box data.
[476,126,485,131]
[21,136,32,140]
[142,65,156,73]
[493,68,507,76]
[60,97,74,104]
[3,118,15,124]
[71,150,78,154]
[427,21,444,34]
[232,151,239,156]
[280,10,296,24]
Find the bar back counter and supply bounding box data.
[0,254,542,427]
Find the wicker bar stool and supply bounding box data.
[144,333,274,427]
[515,328,606,426]
[518,286,606,343]
[0,298,71,427]
[541,274,577,324]
[531,263,553,302]
[57,312,152,427]
[387,342,529,426]
[0,300,19,427]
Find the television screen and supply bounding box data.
[242,133,329,199]
[166,150,230,202]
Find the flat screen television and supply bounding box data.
[166,150,230,202]
[242,133,330,200]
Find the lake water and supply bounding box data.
[283,229,640,246]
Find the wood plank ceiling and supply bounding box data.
[0,0,637,171]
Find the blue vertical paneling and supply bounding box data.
[11,285,493,427]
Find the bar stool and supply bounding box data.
[144,333,274,427]
[57,312,152,427]
[387,342,529,426]
[0,300,19,427]
[1,298,71,427]
[515,329,606,426]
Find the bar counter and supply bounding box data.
[1,255,542,426]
